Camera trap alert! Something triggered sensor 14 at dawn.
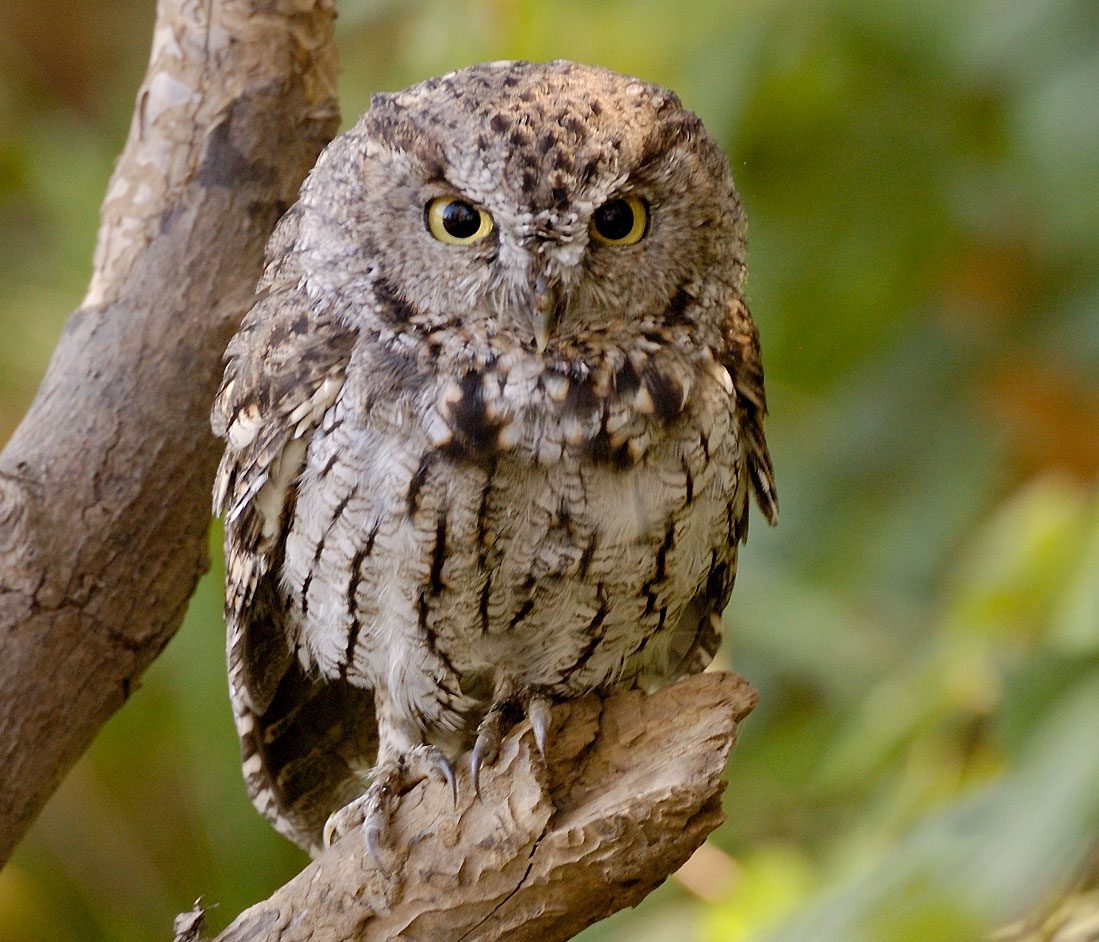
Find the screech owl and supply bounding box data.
[211,59,777,859]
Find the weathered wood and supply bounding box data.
[197,672,757,942]
[0,0,339,864]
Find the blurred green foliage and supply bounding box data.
[1,0,1097,939]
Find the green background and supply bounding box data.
[1,1,1097,939]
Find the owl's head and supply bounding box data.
[292,60,746,367]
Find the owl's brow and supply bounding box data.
[420,172,470,197]
[631,112,703,179]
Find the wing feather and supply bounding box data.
[212,251,375,854]
[721,294,779,526]
[657,294,779,687]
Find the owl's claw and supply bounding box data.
[323,743,457,866]
[529,694,551,759]
[438,751,458,806]
[363,818,385,866]
[470,710,502,798]
[471,688,552,796]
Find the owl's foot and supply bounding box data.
[470,687,552,796]
[323,744,456,865]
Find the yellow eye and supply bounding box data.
[590,195,649,245]
[425,196,494,245]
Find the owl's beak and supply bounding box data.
[534,279,561,353]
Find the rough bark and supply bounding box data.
[0,0,339,864]
[185,671,757,942]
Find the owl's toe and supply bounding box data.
[471,688,553,796]
[323,744,458,866]
[323,787,372,852]
[470,709,503,797]
[528,694,551,759]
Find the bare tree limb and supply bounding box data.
[194,671,757,942]
[0,0,339,864]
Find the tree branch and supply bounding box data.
[187,672,757,942]
[0,0,339,864]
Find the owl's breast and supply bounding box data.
[417,337,740,472]
[279,340,746,732]
[427,368,747,698]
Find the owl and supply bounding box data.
[211,59,777,860]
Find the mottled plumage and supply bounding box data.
[212,59,777,857]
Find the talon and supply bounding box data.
[323,816,339,850]
[321,743,456,865]
[470,747,483,798]
[471,711,502,797]
[364,821,386,868]
[529,695,551,759]
[432,750,458,806]
[470,686,553,797]
[470,735,491,798]
[323,795,366,849]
